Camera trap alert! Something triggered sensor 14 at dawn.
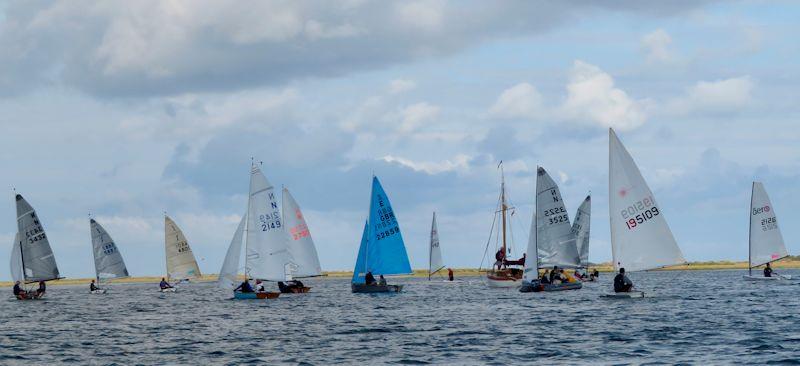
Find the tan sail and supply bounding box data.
[165,215,201,281]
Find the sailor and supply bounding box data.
[378,275,387,286]
[448,268,454,281]
[540,270,550,284]
[90,279,99,292]
[35,281,46,298]
[159,277,173,290]
[494,249,506,270]
[764,263,773,277]
[253,279,265,292]
[13,281,26,300]
[365,271,377,285]
[235,280,254,293]
[573,269,583,280]
[614,268,634,293]
[592,269,599,280]
[549,266,559,284]
[292,280,305,289]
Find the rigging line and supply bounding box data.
[479,198,501,271]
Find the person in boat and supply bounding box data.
[494,249,506,270]
[90,279,100,292]
[540,270,550,284]
[13,281,27,300]
[378,275,387,286]
[573,269,583,281]
[549,266,559,284]
[253,279,265,292]
[448,268,454,281]
[764,263,773,277]
[365,271,377,285]
[614,268,634,293]
[35,281,46,298]
[159,278,173,290]
[279,280,305,292]
[235,279,254,293]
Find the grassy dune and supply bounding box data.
[4,259,800,287]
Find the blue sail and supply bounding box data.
[352,221,369,283]
[367,177,412,276]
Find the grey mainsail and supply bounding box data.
[15,194,60,282]
[90,219,129,281]
[572,195,591,268]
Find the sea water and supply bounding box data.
[2,270,799,364]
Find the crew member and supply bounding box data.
[448,268,454,281]
[365,271,377,285]
[90,280,99,292]
[614,268,633,293]
[235,279,254,293]
[159,277,173,290]
[764,263,773,277]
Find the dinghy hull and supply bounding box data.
[233,291,280,300]
[601,291,645,299]
[90,289,107,294]
[485,269,523,288]
[279,286,311,294]
[519,280,582,292]
[159,287,177,293]
[743,275,790,281]
[351,283,403,293]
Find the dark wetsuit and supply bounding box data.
[614,273,633,293]
[235,281,254,293]
[540,273,550,284]
[13,284,22,296]
[36,282,45,296]
[365,272,376,285]
[764,267,773,277]
[160,280,173,289]
[90,283,99,291]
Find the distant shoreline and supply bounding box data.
[3,259,799,287]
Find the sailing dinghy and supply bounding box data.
[428,212,447,280]
[572,195,592,280]
[10,194,62,300]
[351,176,412,293]
[89,219,130,294]
[163,215,201,292]
[484,165,524,288]
[520,167,583,292]
[603,128,686,298]
[280,187,322,293]
[743,182,791,281]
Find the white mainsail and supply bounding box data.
[16,194,60,282]
[90,219,129,281]
[10,233,23,283]
[428,212,444,278]
[282,188,321,277]
[218,214,246,290]
[536,167,581,269]
[164,215,202,281]
[609,128,685,272]
[523,211,538,282]
[246,164,291,281]
[749,182,789,268]
[572,195,591,268]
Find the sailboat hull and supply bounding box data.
[90,289,107,294]
[351,283,403,293]
[233,291,280,300]
[519,280,582,292]
[601,291,645,299]
[485,269,523,288]
[159,287,177,293]
[279,286,311,294]
[743,275,791,281]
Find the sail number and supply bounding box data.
[543,206,567,225]
[175,240,191,253]
[375,226,400,241]
[25,226,46,244]
[102,243,117,255]
[259,212,282,232]
[761,217,778,231]
[625,207,660,230]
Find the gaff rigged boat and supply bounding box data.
[743,182,791,281]
[89,219,130,294]
[602,128,686,299]
[520,167,583,293]
[351,176,412,293]
[10,194,62,300]
[484,164,524,288]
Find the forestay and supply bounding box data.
[572,195,591,268]
[16,194,60,282]
[164,215,201,281]
[536,167,581,269]
[282,188,322,277]
[246,165,291,281]
[217,214,246,290]
[429,212,444,277]
[749,182,789,268]
[608,129,685,272]
[90,219,129,281]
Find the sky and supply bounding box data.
[1,0,800,280]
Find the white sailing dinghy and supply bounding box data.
[572,195,592,280]
[743,182,791,281]
[604,128,686,298]
[10,194,62,300]
[280,187,322,293]
[163,215,202,292]
[485,165,525,288]
[89,219,130,294]
[217,164,293,299]
[428,212,447,280]
[520,167,583,292]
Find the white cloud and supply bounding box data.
[641,29,674,63]
[666,76,755,114]
[388,79,417,94]
[489,82,543,119]
[399,102,440,133]
[381,154,471,174]
[560,60,648,131]
[558,171,569,184]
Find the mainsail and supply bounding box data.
[10,233,23,283]
[572,195,591,268]
[536,167,581,269]
[609,128,685,272]
[352,176,412,284]
[282,188,322,277]
[749,182,789,268]
[16,194,60,282]
[246,164,291,281]
[90,219,129,281]
[164,215,201,281]
[428,212,444,278]
[218,214,246,290]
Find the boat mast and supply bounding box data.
[534,166,539,274]
[245,159,255,280]
[749,182,754,277]
[500,165,508,261]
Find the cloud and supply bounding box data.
[489,82,544,119]
[399,102,440,133]
[641,29,675,63]
[388,79,417,94]
[666,76,755,115]
[560,60,649,131]
[381,154,471,175]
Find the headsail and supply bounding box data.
[572,195,591,268]
[352,177,412,283]
[10,233,23,283]
[218,214,246,290]
[16,194,60,282]
[282,188,322,277]
[522,211,538,282]
[352,221,369,283]
[608,129,685,272]
[164,215,201,281]
[246,164,291,281]
[90,219,129,281]
[428,212,444,278]
[749,182,789,268]
[536,167,581,269]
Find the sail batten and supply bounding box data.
[15,194,60,282]
[536,167,581,269]
[164,215,201,281]
[90,219,129,281]
[608,129,685,273]
[749,182,789,268]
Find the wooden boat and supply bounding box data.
[10,194,62,300]
[351,283,403,293]
[484,164,524,289]
[486,268,523,288]
[744,182,792,281]
[234,291,280,300]
[278,281,312,293]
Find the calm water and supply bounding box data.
[2,270,800,365]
